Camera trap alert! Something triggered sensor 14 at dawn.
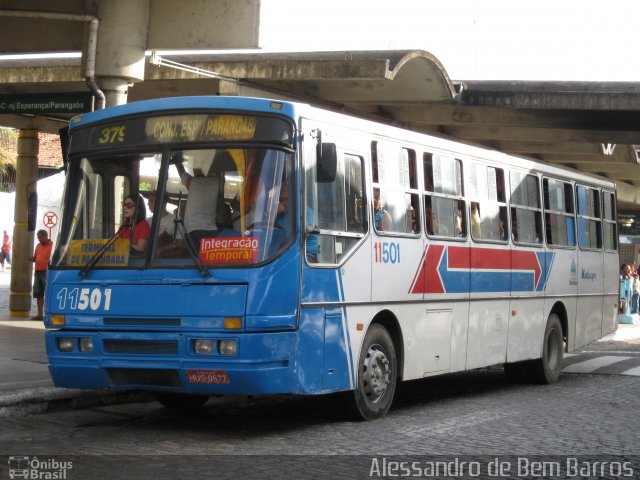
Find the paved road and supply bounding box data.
[0,267,38,314]
[0,369,638,479]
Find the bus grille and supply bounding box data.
[107,368,181,387]
[103,340,179,355]
[104,317,181,326]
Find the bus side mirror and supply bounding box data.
[27,191,37,232]
[317,143,337,183]
[59,126,70,171]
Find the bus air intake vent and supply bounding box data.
[107,368,181,387]
[104,318,181,326]
[103,340,179,355]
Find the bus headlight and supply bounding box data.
[79,337,93,353]
[194,339,214,355]
[57,337,74,352]
[218,340,237,356]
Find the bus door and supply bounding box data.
[601,190,619,337]
[576,185,606,347]
[540,178,578,350]
[301,127,369,391]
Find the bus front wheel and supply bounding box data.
[351,324,397,420]
[155,392,209,411]
[525,314,564,384]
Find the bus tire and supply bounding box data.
[525,314,564,384]
[155,392,209,411]
[350,324,397,420]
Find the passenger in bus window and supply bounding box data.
[173,156,219,241]
[425,197,435,235]
[275,187,289,230]
[455,203,464,237]
[305,207,318,263]
[470,202,482,239]
[373,188,392,231]
[120,194,150,254]
[405,204,416,233]
[511,210,518,242]
[146,192,182,257]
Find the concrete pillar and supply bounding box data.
[9,130,38,317]
[100,76,130,108]
[95,0,151,106]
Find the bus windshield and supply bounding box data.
[52,147,295,270]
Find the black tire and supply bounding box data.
[349,324,397,420]
[155,392,209,411]
[524,314,564,384]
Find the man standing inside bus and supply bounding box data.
[29,229,53,320]
[172,156,219,245]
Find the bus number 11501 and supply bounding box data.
[56,287,112,311]
[374,241,401,264]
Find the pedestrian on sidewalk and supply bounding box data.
[1,230,11,272]
[29,229,53,320]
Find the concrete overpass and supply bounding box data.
[1,0,639,210]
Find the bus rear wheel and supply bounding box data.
[350,324,397,420]
[155,392,209,411]
[525,314,564,384]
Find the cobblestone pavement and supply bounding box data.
[0,370,638,479]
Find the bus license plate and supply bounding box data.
[187,369,230,384]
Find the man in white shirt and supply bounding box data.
[173,159,219,235]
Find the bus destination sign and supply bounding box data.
[146,115,257,142]
[69,112,293,154]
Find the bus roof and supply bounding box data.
[68,96,299,129]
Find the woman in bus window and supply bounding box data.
[373,188,392,231]
[120,194,150,253]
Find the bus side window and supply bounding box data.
[467,163,507,242]
[543,178,575,247]
[603,190,617,251]
[510,172,543,245]
[309,150,366,264]
[576,185,602,249]
[371,143,419,235]
[423,153,464,239]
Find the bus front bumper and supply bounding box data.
[45,330,307,395]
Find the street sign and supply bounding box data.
[0,93,93,114]
[43,211,58,238]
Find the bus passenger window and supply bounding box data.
[423,153,464,239]
[576,185,602,249]
[467,164,507,242]
[543,178,575,247]
[307,151,365,264]
[603,191,617,251]
[510,172,543,245]
[371,143,419,235]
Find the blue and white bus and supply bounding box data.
[45,96,619,419]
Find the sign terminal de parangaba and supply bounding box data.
[0,93,93,114]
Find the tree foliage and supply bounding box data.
[0,127,18,174]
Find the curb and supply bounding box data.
[0,387,153,417]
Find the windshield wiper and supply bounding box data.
[174,193,210,277]
[78,226,125,277]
